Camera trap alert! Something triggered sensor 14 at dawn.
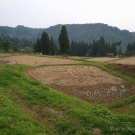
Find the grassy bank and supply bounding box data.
[0,64,135,135]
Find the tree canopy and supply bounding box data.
[69,37,121,57]
[2,39,13,52]
[126,42,135,56]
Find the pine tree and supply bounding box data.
[58,25,69,55]
[40,31,50,55]
[50,37,57,55]
[33,38,41,53]
[118,47,122,56]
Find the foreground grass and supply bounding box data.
[0,64,135,134]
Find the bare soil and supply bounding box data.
[0,53,12,57]
[0,55,78,66]
[107,64,135,79]
[86,57,119,62]
[27,65,135,103]
[109,57,135,65]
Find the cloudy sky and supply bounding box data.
[0,0,135,31]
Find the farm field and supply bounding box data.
[0,54,79,66]
[86,57,120,62]
[1,53,135,135]
[27,65,135,103]
[109,57,135,65]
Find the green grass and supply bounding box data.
[0,64,135,135]
[0,87,49,135]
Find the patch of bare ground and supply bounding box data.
[0,55,78,66]
[109,57,135,65]
[0,53,11,64]
[27,65,135,103]
[91,128,102,135]
[107,64,135,79]
[86,57,119,63]
[0,53,12,57]
[0,60,10,64]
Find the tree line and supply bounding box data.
[70,37,121,57]
[0,34,34,52]
[125,42,135,56]
[1,25,135,57]
[34,26,122,57]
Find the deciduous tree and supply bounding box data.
[2,40,13,52]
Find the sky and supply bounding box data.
[0,0,135,32]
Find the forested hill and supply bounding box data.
[0,25,44,40]
[45,23,135,49]
[0,23,135,49]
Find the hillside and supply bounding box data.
[46,23,135,50]
[0,23,135,49]
[0,25,44,40]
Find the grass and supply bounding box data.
[0,88,48,135]
[0,64,135,135]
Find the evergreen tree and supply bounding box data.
[33,38,41,53]
[111,43,117,56]
[126,42,135,56]
[50,37,57,55]
[40,31,50,55]
[58,25,69,55]
[99,36,106,56]
[118,47,122,56]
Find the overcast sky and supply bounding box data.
[0,0,135,31]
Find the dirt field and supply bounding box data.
[0,53,12,57]
[27,65,135,103]
[110,57,135,65]
[86,57,119,62]
[0,54,79,66]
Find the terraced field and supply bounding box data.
[1,53,135,134]
[27,65,135,103]
[0,54,79,66]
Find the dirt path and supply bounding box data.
[27,65,135,103]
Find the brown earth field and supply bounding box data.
[108,57,135,65]
[107,63,135,79]
[86,57,120,62]
[0,54,79,66]
[27,65,135,103]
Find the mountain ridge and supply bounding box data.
[0,23,135,50]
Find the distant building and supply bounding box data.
[107,53,114,57]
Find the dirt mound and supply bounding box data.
[27,65,135,103]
